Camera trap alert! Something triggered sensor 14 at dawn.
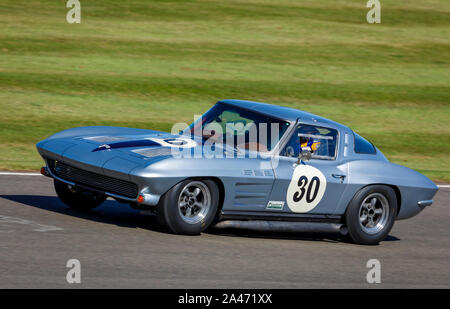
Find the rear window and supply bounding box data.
[353,132,376,154]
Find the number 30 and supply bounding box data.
[293,175,320,203]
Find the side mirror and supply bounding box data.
[296,145,313,165]
[299,147,312,161]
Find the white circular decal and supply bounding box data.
[286,165,327,213]
[149,137,197,148]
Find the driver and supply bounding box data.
[298,126,321,154]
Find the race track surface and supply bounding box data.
[0,175,449,288]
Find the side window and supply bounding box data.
[281,124,338,159]
[353,132,376,154]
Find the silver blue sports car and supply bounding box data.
[36,99,438,245]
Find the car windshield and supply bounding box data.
[183,103,291,152]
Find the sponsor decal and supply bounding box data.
[286,165,327,213]
[266,201,284,210]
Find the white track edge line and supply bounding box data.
[0,172,42,176]
[0,172,449,188]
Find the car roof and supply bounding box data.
[218,99,349,131]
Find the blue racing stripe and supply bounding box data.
[92,139,160,152]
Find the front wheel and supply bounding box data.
[156,179,219,235]
[54,179,106,210]
[345,185,397,245]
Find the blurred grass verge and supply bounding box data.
[0,0,448,181]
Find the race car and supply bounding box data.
[36,99,438,245]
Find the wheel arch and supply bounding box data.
[388,184,402,216]
[352,183,402,216]
[208,177,226,223]
[170,176,225,222]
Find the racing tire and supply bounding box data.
[54,179,106,210]
[156,179,219,235]
[345,185,397,245]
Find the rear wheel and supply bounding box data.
[345,185,397,245]
[54,179,106,210]
[156,179,219,235]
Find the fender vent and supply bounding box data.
[253,170,264,177]
[243,170,253,176]
[263,170,274,177]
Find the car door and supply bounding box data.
[268,121,348,215]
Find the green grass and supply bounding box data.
[0,0,449,180]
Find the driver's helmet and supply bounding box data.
[298,126,321,153]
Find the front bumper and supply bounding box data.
[42,160,160,206]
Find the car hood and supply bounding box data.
[36,126,204,178]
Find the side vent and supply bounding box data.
[263,169,274,177]
[243,169,274,177]
[253,170,264,177]
[243,170,253,176]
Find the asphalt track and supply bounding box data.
[0,174,449,288]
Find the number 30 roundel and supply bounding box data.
[286,165,327,213]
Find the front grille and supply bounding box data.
[47,159,138,198]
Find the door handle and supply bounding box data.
[332,174,346,182]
